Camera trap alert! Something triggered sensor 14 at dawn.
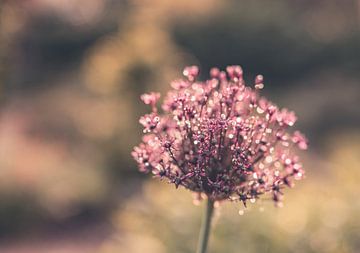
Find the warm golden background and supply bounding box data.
[0,0,359,252]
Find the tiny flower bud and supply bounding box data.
[183,66,199,81]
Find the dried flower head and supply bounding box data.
[132,65,308,207]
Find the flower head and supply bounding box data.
[132,65,308,206]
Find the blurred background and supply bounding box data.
[0,0,360,252]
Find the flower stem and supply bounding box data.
[196,198,214,253]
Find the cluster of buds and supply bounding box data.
[132,66,308,207]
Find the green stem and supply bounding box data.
[196,198,214,253]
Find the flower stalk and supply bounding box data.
[196,198,214,253]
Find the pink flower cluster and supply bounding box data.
[132,66,308,206]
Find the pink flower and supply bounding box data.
[139,113,160,133]
[183,65,199,81]
[132,65,308,206]
[292,131,308,150]
[140,92,160,111]
[275,108,297,126]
